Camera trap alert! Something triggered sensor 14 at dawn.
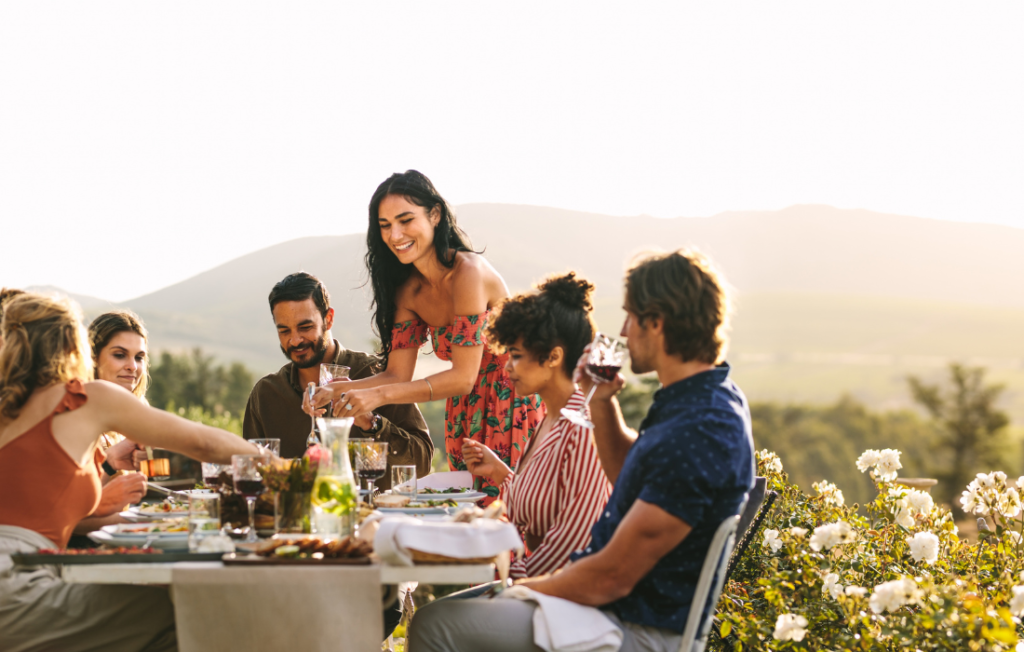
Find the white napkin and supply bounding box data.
[500,585,623,652]
[373,515,522,567]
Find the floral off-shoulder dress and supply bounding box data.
[391,312,542,502]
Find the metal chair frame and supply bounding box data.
[677,513,741,652]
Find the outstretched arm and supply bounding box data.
[72,381,260,465]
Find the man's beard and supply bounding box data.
[282,335,330,369]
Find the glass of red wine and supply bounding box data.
[352,441,389,499]
[232,453,269,543]
[561,332,628,429]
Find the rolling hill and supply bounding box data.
[49,203,1024,422]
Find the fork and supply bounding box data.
[306,383,320,448]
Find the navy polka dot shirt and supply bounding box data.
[571,363,754,633]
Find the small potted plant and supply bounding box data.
[260,457,318,534]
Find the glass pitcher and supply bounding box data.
[312,417,358,538]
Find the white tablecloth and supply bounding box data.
[171,563,382,652]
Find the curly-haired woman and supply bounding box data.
[0,293,258,650]
[306,171,542,501]
[461,272,612,577]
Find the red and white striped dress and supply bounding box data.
[499,390,612,578]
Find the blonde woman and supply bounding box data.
[0,293,258,651]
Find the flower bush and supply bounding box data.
[715,449,1024,650]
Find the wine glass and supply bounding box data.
[352,441,389,498]
[232,453,269,543]
[561,333,628,429]
[201,462,225,489]
[320,364,350,418]
[250,439,280,456]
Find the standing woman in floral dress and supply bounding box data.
[306,170,541,500]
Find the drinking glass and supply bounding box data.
[201,462,225,489]
[188,493,221,552]
[352,441,389,497]
[391,465,417,502]
[348,438,372,494]
[320,364,351,418]
[232,454,269,543]
[250,439,281,456]
[561,333,628,429]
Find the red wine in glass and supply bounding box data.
[587,364,621,382]
[358,468,386,483]
[561,333,628,429]
[234,479,265,498]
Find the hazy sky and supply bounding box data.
[2,2,1021,302]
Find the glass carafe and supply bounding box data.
[312,417,358,538]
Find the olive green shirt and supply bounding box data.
[242,341,432,489]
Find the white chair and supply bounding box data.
[678,513,742,652]
[416,470,474,490]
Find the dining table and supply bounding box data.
[59,558,495,652]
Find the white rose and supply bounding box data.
[762,529,782,553]
[907,490,934,514]
[822,573,843,600]
[810,521,855,552]
[1000,488,1022,519]
[773,613,808,642]
[789,527,808,538]
[895,507,915,530]
[907,531,939,564]
[845,585,867,598]
[1010,586,1024,617]
[856,449,881,472]
[875,449,903,481]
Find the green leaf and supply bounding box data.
[486,416,500,428]
[497,387,512,401]
[720,621,732,638]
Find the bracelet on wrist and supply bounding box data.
[101,460,117,476]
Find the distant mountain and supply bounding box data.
[26,285,113,312]
[41,203,1024,421]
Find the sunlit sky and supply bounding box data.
[2,2,1021,302]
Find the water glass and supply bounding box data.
[392,465,417,501]
[188,493,221,552]
[250,439,281,456]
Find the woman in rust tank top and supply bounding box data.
[0,293,260,652]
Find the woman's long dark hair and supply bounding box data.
[366,170,475,368]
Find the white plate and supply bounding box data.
[119,510,155,523]
[127,505,189,520]
[101,523,188,539]
[88,530,189,551]
[378,506,451,515]
[414,491,486,502]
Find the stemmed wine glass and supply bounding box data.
[352,441,388,499]
[232,453,269,543]
[561,332,628,429]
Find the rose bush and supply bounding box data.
[715,449,1024,650]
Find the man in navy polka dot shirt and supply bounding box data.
[410,249,754,652]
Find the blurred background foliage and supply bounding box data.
[149,348,253,419]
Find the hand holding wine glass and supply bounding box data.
[562,333,628,429]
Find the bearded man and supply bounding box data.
[243,272,432,485]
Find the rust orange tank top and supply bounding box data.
[0,380,102,548]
